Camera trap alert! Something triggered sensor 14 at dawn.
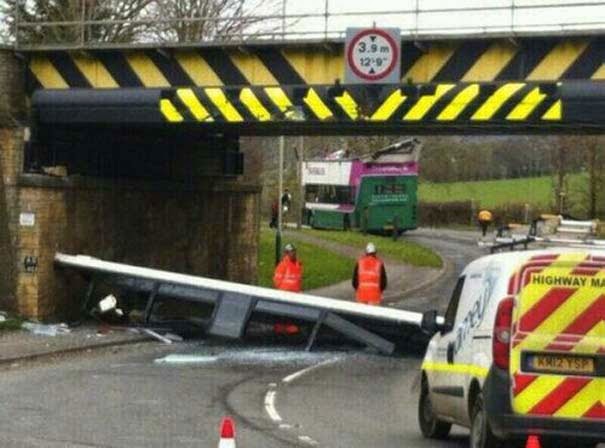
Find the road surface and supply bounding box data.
[0,229,486,448]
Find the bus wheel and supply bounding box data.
[418,378,451,440]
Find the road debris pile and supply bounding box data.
[55,253,439,356]
[21,322,71,336]
[154,346,341,367]
[481,214,605,252]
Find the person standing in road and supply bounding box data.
[478,209,493,237]
[352,243,387,306]
[273,243,303,334]
[269,199,278,228]
[281,188,292,215]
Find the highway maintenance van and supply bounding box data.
[418,249,605,448]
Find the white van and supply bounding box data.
[418,249,605,448]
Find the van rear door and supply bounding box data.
[510,253,605,421]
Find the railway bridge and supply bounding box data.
[1,26,605,318]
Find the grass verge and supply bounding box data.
[258,228,355,290]
[0,317,24,333]
[301,228,442,268]
[419,174,586,209]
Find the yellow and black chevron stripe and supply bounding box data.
[26,36,605,91]
[158,83,561,124]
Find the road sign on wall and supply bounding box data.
[345,28,401,84]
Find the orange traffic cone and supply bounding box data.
[218,417,236,448]
[525,435,541,448]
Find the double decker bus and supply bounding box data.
[302,138,421,234]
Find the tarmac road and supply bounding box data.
[401,228,484,313]
[270,229,483,447]
[0,229,484,448]
[0,344,466,448]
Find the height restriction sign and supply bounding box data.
[345,28,401,84]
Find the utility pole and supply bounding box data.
[238,0,245,40]
[80,0,86,46]
[324,0,329,39]
[14,0,20,47]
[297,136,304,229]
[281,0,287,40]
[276,136,285,265]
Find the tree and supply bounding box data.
[148,0,282,43]
[0,0,155,45]
[0,0,282,46]
[585,137,599,218]
[558,135,605,219]
[551,138,571,214]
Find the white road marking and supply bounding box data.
[282,356,341,384]
[264,390,282,423]
[263,356,344,446]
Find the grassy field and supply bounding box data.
[301,229,442,268]
[419,174,586,208]
[258,228,355,290]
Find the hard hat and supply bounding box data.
[284,243,296,252]
[365,242,377,254]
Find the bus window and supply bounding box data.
[305,185,354,204]
[374,184,406,195]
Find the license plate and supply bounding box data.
[529,354,595,375]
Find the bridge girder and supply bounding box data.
[24,34,605,133]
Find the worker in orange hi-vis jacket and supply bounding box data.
[352,243,387,306]
[273,243,303,334]
[478,209,494,237]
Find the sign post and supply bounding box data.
[276,136,284,266]
[345,28,401,84]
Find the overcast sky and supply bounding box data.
[3,0,605,44]
[278,0,605,37]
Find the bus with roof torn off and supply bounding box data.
[302,138,421,235]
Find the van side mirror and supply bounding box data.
[420,310,441,335]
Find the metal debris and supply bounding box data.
[142,328,174,344]
[21,322,71,336]
[154,354,219,365]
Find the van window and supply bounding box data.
[443,276,465,333]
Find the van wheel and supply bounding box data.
[470,393,502,448]
[418,379,451,439]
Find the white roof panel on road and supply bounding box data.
[55,253,430,327]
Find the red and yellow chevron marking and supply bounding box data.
[513,374,605,419]
[509,253,605,420]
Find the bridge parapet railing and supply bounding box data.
[5,0,605,50]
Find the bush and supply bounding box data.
[419,201,544,228]
[419,201,473,227]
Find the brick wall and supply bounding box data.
[16,176,261,319]
[0,49,25,126]
[0,49,25,312]
[0,48,262,320]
